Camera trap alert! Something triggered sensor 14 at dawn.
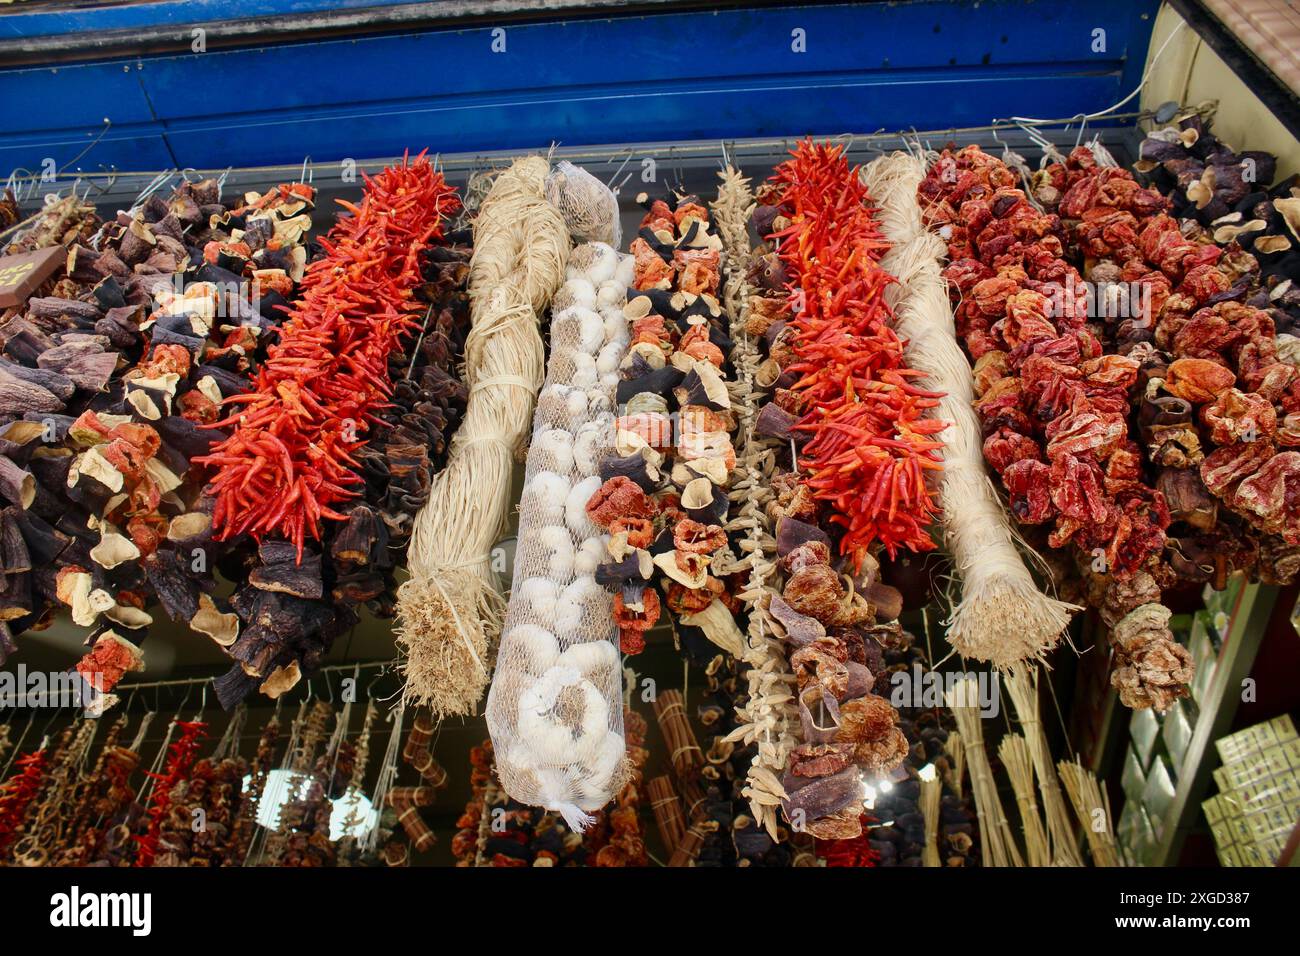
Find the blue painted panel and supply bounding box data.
[0,1,1160,175]
[0,0,432,37]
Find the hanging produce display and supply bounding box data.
[1,49,1297,879]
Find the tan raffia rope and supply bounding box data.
[1004,663,1085,866]
[396,156,570,719]
[1058,757,1123,867]
[862,152,1077,667]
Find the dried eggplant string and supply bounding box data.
[713,164,799,839]
[863,152,1076,665]
[398,157,569,719]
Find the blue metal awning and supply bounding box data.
[0,0,1160,177]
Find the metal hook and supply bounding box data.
[1,710,35,777]
[1073,113,1089,150]
[298,155,313,185]
[194,683,207,721]
[3,167,28,197]
[37,699,65,749]
[323,670,334,705]
[173,683,193,721]
[86,165,119,197]
[606,147,634,189]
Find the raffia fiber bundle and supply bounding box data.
[862,152,1076,666]
[920,775,942,867]
[397,157,569,717]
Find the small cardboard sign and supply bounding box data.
[0,246,64,309]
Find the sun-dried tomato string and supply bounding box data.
[199,153,460,559]
[769,140,944,567]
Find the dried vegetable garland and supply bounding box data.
[0,175,318,698]
[134,719,206,866]
[210,218,472,708]
[1036,134,1300,584]
[586,189,739,660]
[723,143,917,841]
[712,164,801,840]
[766,139,945,566]
[918,146,1194,711]
[203,154,459,556]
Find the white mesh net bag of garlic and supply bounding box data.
[485,241,636,830]
[545,161,622,248]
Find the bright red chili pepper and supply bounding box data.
[768,139,946,567]
[198,153,460,561]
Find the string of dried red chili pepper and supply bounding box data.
[0,749,48,857]
[769,140,944,567]
[134,720,206,867]
[200,153,460,559]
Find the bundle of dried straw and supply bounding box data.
[1004,663,1085,866]
[1059,758,1122,866]
[946,675,1023,867]
[396,157,569,717]
[862,152,1076,667]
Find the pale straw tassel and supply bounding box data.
[920,775,943,867]
[945,731,965,802]
[396,157,569,718]
[1059,757,1123,867]
[861,152,1077,667]
[946,676,1023,867]
[999,733,1052,866]
[1004,663,1085,866]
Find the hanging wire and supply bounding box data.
[1007,20,1189,126]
